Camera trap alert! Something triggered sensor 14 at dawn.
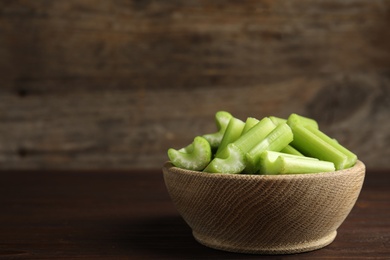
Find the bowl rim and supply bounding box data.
[163,160,365,181]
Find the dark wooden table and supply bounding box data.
[0,168,389,259]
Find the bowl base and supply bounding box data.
[192,230,337,255]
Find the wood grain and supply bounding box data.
[0,1,389,169]
[0,168,388,259]
[163,161,366,254]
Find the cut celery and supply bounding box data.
[244,123,293,174]
[206,117,276,174]
[260,152,335,175]
[287,113,319,129]
[233,117,276,154]
[241,117,260,135]
[167,111,358,175]
[202,111,233,150]
[306,125,357,168]
[264,117,304,157]
[217,117,277,159]
[288,124,348,170]
[261,150,319,162]
[168,136,212,171]
[259,151,318,174]
[203,144,246,174]
[270,116,287,126]
[215,117,245,158]
[280,145,304,156]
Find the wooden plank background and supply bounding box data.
[0,0,389,170]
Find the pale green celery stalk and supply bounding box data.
[269,116,302,157]
[168,136,212,171]
[234,117,277,153]
[202,111,233,150]
[215,117,245,158]
[306,125,357,168]
[244,123,293,174]
[270,116,287,126]
[288,124,348,170]
[261,152,335,175]
[287,113,319,129]
[280,145,304,156]
[203,144,246,174]
[204,117,276,174]
[258,151,319,174]
[241,117,260,135]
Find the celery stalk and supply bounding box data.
[168,136,212,171]
[306,125,357,168]
[241,117,260,135]
[261,152,335,175]
[205,117,276,174]
[280,145,304,156]
[234,117,277,153]
[259,151,319,174]
[202,111,233,150]
[215,117,245,158]
[270,116,287,126]
[269,117,302,157]
[244,123,293,174]
[203,144,246,174]
[217,117,277,158]
[287,113,319,129]
[288,124,348,170]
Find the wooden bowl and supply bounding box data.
[162,160,365,254]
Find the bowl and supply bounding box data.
[162,160,365,254]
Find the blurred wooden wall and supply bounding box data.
[0,0,389,170]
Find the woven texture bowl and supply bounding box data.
[162,160,365,254]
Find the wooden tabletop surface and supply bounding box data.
[0,168,389,259]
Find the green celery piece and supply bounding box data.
[259,151,319,174]
[261,150,319,161]
[270,116,287,126]
[306,125,357,168]
[244,123,293,174]
[261,151,335,175]
[202,111,233,150]
[287,113,319,129]
[241,117,260,135]
[215,117,245,158]
[288,123,348,170]
[217,117,277,158]
[235,117,277,153]
[168,136,212,171]
[280,145,304,156]
[269,117,303,157]
[206,117,277,174]
[203,144,246,174]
